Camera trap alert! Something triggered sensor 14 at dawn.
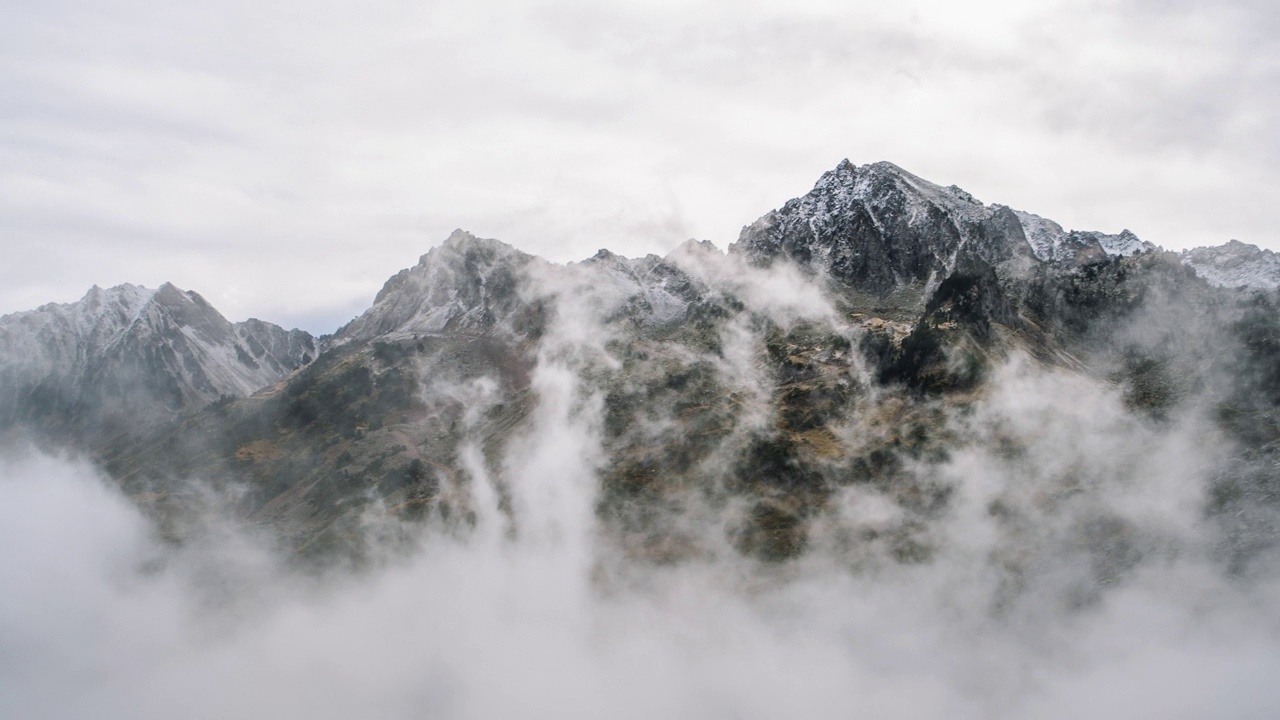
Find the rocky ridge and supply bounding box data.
[0,282,315,440]
[1180,240,1280,291]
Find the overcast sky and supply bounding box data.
[2,0,1276,333]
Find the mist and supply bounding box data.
[5,257,1280,720]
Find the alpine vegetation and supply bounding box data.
[3,160,1280,719]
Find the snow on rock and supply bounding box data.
[1011,210,1153,262]
[733,159,1157,301]
[334,230,704,347]
[1093,229,1154,257]
[1181,240,1280,291]
[577,249,700,326]
[731,160,1007,297]
[336,163,1182,352]
[333,230,539,345]
[0,283,316,430]
[1011,210,1067,262]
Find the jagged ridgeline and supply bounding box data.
[0,283,316,443]
[3,160,1279,572]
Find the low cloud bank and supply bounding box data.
[4,347,1280,719]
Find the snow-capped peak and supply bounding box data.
[1011,210,1154,262]
[1093,229,1153,257]
[1181,240,1280,291]
[0,283,316,433]
[335,230,537,345]
[810,159,990,229]
[736,159,1161,301]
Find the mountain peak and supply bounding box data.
[826,158,905,177]
[444,228,478,246]
[1214,239,1265,255]
[77,280,150,301]
[865,159,910,175]
[341,230,536,344]
[0,282,315,438]
[809,159,986,218]
[734,159,1010,298]
[417,229,517,266]
[151,281,190,307]
[1181,239,1280,290]
[668,238,721,259]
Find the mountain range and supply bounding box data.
[0,282,316,443]
[3,159,1278,572]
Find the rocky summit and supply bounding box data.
[0,282,316,444]
[3,160,1278,575]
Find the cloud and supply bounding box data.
[0,440,1274,718]
[2,0,1278,332]
[6,265,1280,719]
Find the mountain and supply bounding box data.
[332,230,540,345]
[331,229,710,349]
[734,161,1017,304]
[1180,239,1280,290]
[8,159,1280,720]
[1013,209,1154,262]
[5,159,1279,576]
[0,282,316,443]
[730,160,1166,319]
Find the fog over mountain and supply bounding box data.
[3,160,1280,719]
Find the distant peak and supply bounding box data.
[827,158,902,174]
[867,160,905,173]
[77,282,156,310]
[673,238,720,255]
[153,282,187,301]
[820,158,881,181]
[85,282,148,295]
[1184,240,1261,256]
[415,229,517,267]
[445,228,478,245]
[439,229,514,253]
[812,159,867,191]
[1182,239,1280,290]
[812,158,939,192]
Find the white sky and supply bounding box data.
[2,0,1276,334]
